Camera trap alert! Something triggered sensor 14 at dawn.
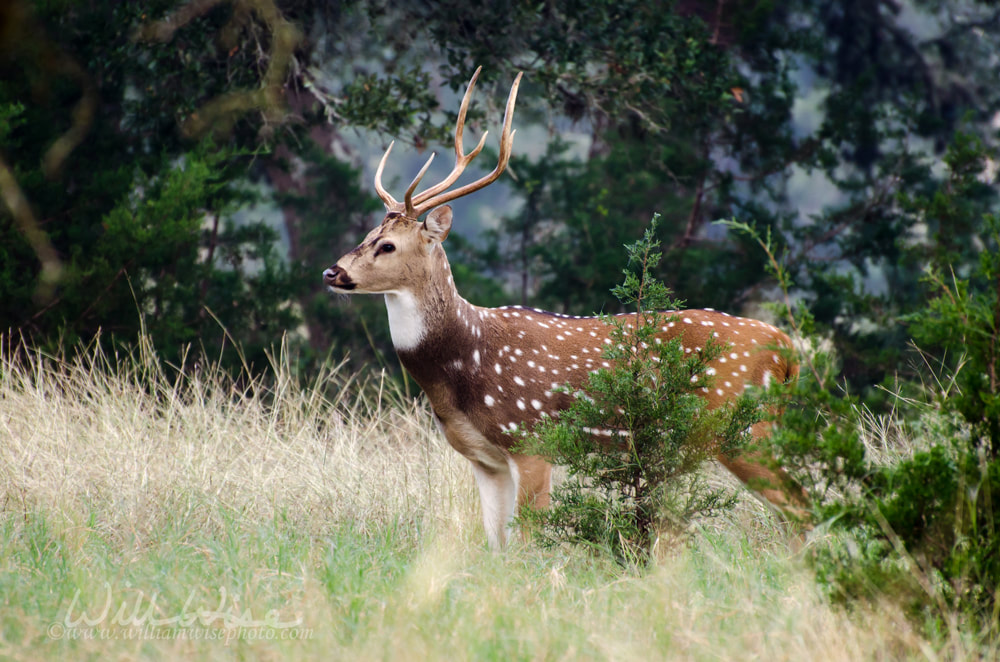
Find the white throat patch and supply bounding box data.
[384,291,427,351]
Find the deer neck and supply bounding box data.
[383,245,479,361]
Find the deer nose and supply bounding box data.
[323,265,355,290]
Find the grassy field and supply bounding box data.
[0,340,983,660]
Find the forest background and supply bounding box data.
[3,0,998,398]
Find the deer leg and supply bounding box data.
[511,454,553,510]
[717,422,810,521]
[470,459,518,549]
[717,453,807,514]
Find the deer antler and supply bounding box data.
[373,141,400,209]
[408,67,490,207]
[372,67,522,218]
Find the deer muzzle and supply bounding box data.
[323,265,355,291]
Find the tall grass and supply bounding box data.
[1,336,473,538]
[0,337,984,659]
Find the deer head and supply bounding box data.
[324,67,520,299]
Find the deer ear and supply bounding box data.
[421,206,452,243]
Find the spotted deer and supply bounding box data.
[324,68,806,548]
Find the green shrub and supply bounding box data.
[516,215,760,565]
[726,140,1000,639]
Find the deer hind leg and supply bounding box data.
[512,454,553,510]
[470,459,519,549]
[717,421,810,522]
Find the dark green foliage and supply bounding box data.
[0,1,439,375]
[517,216,760,564]
[6,0,1000,391]
[794,122,999,395]
[730,140,1000,637]
[431,0,1000,396]
[452,2,800,316]
[909,213,1000,453]
[0,1,306,373]
[269,135,386,370]
[0,129,302,370]
[338,68,447,140]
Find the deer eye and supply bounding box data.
[375,242,396,257]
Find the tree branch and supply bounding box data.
[135,0,303,139]
[0,155,62,304]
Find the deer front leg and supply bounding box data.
[470,459,519,549]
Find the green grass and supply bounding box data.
[0,339,986,660]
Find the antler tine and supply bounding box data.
[403,152,435,218]
[412,71,522,216]
[411,67,489,207]
[373,141,400,210]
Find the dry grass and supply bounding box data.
[0,337,985,660]
[0,337,476,541]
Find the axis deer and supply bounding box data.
[324,68,806,548]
